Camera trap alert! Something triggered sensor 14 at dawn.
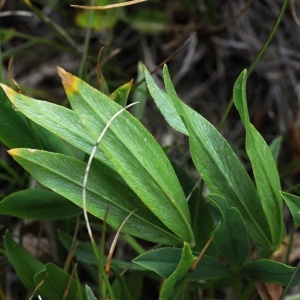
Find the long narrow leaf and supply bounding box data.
[58,68,194,245]
[233,70,284,251]
[281,192,300,227]
[133,247,232,281]
[0,83,112,169]
[160,243,196,300]
[161,65,273,253]
[143,67,188,135]
[0,189,81,220]
[9,148,182,246]
[208,194,250,271]
[240,260,300,287]
[4,230,45,292]
[34,263,85,300]
[0,86,72,155]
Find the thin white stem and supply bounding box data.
[71,0,147,10]
[0,11,34,18]
[187,178,201,202]
[82,102,138,244]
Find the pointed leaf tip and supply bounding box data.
[7,149,18,156]
[0,83,17,102]
[57,67,79,95]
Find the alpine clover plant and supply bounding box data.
[0,65,300,299]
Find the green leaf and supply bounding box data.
[58,230,145,271]
[110,80,132,107]
[240,260,300,287]
[233,70,285,251]
[161,65,272,253]
[58,68,194,246]
[172,162,216,254]
[0,86,72,156]
[0,189,81,220]
[130,9,170,34]
[133,247,232,281]
[160,243,196,300]
[208,194,250,271]
[125,273,144,300]
[0,83,113,170]
[34,263,85,300]
[9,149,182,246]
[85,285,97,300]
[269,136,283,164]
[143,66,188,135]
[281,192,300,226]
[4,230,45,292]
[131,62,148,120]
[111,266,134,300]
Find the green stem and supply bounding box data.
[280,259,300,299]
[233,274,242,299]
[121,234,146,255]
[23,2,78,50]
[78,0,96,79]
[218,0,289,130]
[241,281,254,300]
[284,223,296,264]
[0,159,23,186]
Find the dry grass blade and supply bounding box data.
[71,0,147,10]
[82,102,138,245]
[291,1,300,26]
[27,273,47,300]
[8,57,21,93]
[105,209,137,274]
[62,263,77,300]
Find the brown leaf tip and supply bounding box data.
[0,83,17,103]
[57,67,79,95]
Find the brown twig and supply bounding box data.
[8,57,21,93]
[105,210,137,274]
[190,235,214,273]
[135,32,197,88]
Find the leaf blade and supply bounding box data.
[0,189,81,220]
[58,68,194,245]
[9,148,182,246]
[281,191,300,226]
[209,194,250,271]
[233,70,285,250]
[143,66,188,135]
[162,65,273,252]
[4,230,45,292]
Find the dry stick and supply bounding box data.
[82,102,139,246]
[97,47,105,92]
[190,235,214,273]
[63,216,80,272]
[291,0,300,26]
[27,273,48,300]
[71,0,147,10]
[24,1,78,51]
[151,32,197,75]
[63,263,77,300]
[105,209,137,274]
[135,32,197,88]
[8,56,21,93]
